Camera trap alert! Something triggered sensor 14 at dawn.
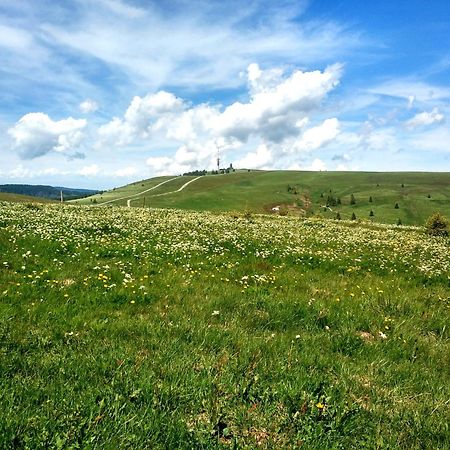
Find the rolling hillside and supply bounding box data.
[0,184,99,201]
[0,192,57,204]
[73,171,450,226]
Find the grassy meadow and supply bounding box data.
[72,171,450,226]
[0,201,449,448]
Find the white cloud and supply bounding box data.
[369,80,450,103]
[234,144,273,169]
[0,25,32,50]
[0,165,69,179]
[292,118,340,152]
[113,166,137,177]
[405,108,445,128]
[79,99,99,114]
[98,91,184,146]
[77,164,99,176]
[308,158,327,171]
[215,63,342,143]
[99,63,341,174]
[95,63,342,177]
[145,156,189,176]
[8,113,87,159]
[40,1,360,92]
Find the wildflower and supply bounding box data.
[316,402,325,409]
[212,310,220,316]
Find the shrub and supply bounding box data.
[394,203,399,209]
[351,212,357,220]
[397,218,402,226]
[350,194,356,205]
[369,210,374,217]
[425,212,449,237]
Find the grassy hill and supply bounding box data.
[73,171,450,226]
[0,184,98,201]
[0,191,56,203]
[0,202,449,448]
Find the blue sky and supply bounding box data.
[0,0,449,188]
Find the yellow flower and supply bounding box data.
[316,402,325,409]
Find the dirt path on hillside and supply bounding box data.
[98,177,179,206]
[126,176,203,206]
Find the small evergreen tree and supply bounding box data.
[401,183,404,188]
[369,210,374,217]
[395,203,399,209]
[336,212,341,220]
[337,197,341,205]
[326,195,337,207]
[369,196,373,203]
[397,218,402,226]
[427,194,431,198]
[350,194,356,205]
[351,212,357,220]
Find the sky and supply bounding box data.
[0,0,449,189]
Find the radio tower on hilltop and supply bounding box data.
[216,143,220,172]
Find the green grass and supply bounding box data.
[71,171,450,226]
[0,202,449,448]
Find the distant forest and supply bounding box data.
[0,184,99,200]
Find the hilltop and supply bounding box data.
[73,170,450,226]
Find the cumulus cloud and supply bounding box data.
[405,108,445,129]
[234,144,273,169]
[8,112,87,159]
[98,91,184,146]
[293,118,340,152]
[79,99,99,114]
[97,63,342,174]
[214,63,342,143]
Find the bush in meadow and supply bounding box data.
[425,212,449,237]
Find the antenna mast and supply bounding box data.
[216,143,220,172]
[60,190,63,203]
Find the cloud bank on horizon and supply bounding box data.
[0,0,449,188]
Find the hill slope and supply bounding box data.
[0,191,56,203]
[73,171,450,226]
[0,184,99,200]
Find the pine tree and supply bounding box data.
[397,218,402,226]
[350,194,356,205]
[395,203,399,209]
[369,210,374,217]
[369,196,373,203]
[351,212,357,220]
[336,212,341,220]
